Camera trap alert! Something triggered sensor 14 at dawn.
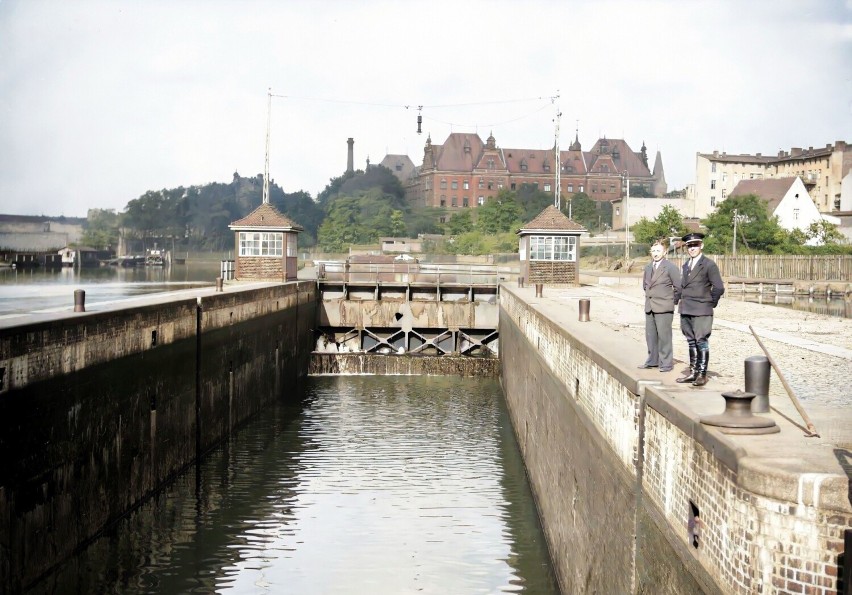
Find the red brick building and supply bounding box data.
[403,131,666,214]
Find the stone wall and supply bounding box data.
[498,286,849,594]
[0,282,317,593]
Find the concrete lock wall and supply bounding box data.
[0,282,317,593]
[498,286,850,594]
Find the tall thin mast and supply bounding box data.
[553,92,561,211]
[263,88,272,204]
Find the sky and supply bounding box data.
[1,0,850,218]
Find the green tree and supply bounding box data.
[806,220,844,246]
[701,194,792,254]
[475,190,524,234]
[445,210,474,235]
[81,208,120,250]
[563,192,601,231]
[632,205,689,245]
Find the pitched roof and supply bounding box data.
[229,203,304,231]
[587,138,651,177]
[434,132,488,171]
[729,177,798,212]
[517,205,587,233]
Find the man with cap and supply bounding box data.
[639,239,681,372]
[676,232,725,387]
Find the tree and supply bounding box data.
[632,205,689,245]
[475,190,524,234]
[806,220,844,246]
[701,194,792,254]
[563,192,601,231]
[444,211,474,235]
[81,208,119,250]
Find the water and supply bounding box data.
[0,261,219,317]
[32,375,559,595]
[736,293,852,319]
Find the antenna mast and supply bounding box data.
[263,88,272,204]
[553,92,561,211]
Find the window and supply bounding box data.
[615,207,621,216]
[529,235,577,262]
[487,181,494,190]
[478,196,485,206]
[567,184,574,193]
[440,198,446,207]
[710,196,716,207]
[452,197,457,207]
[239,232,283,257]
[602,164,609,173]
[440,179,447,190]
[498,182,504,189]
[395,164,402,171]
[544,183,551,192]
[463,180,469,190]
[579,185,584,193]
[463,197,469,207]
[722,189,727,199]
[610,183,616,193]
[487,159,495,169]
[511,183,517,190]
[722,172,727,182]
[478,179,485,189]
[451,181,458,190]
[793,208,799,220]
[710,180,716,189]
[711,163,717,173]
[592,185,598,193]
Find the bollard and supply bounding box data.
[700,390,779,435]
[535,283,543,297]
[517,276,524,288]
[216,277,224,292]
[73,289,85,312]
[579,298,590,321]
[744,355,771,413]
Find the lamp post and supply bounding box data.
[622,170,630,260]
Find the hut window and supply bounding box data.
[529,235,577,262]
[239,232,284,257]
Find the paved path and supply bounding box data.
[539,282,852,449]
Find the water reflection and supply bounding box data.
[0,261,219,316]
[31,376,558,594]
[736,293,851,319]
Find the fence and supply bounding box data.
[687,255,852,281]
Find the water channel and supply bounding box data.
[30,375,560,595]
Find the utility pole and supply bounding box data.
[623,170,630,260]
[553,92,561,210]
[263,88,272,204]
[732,208,738,256]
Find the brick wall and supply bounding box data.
[236,255,284,280]
[527,260,578,285]
[499,287,849,594]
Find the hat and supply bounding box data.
[682,232,705,245]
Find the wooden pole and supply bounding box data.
[749,326,820,437]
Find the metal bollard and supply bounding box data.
[700,390,779,434]
[579,298,590,321]
[535,283,543,297]
[216,277,224,292]
[74,289,85,312]
[744,355,771,413]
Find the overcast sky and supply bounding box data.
[1,0,850,218]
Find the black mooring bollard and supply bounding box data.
[74,289,85,312]
[579,298,590,321]
[216,277,224,292]
[744,355,771,413]
[535,283,543,297]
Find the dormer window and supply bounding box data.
[520,159,528,172]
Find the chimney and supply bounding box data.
[790,147,802,157]
[347,138,354,173]
[756,153,761,158]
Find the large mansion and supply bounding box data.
[398,132,667,213]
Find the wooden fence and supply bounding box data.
[675,254,852,281]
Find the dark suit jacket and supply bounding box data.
[678,255,725,316]
[643,259,681,314]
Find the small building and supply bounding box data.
[729,177,839,245]
[380,237,422,254]
[228,203,303,281]
[517,205,587,286]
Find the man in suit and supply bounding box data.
[676,232,725,387]
[639,239,681,372]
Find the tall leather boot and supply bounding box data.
[676,346,698,383]
[692,348,709,387]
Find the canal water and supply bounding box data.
[0,262,219,317]
[30,375,559,595]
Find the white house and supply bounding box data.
[729,177,837,245]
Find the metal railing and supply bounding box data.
[684,254,852,282]
[315,261,510,286]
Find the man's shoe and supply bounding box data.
[637,363,658,369]
[659,366,673,373]
[676,372,697,383]
[692,375,708,387]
